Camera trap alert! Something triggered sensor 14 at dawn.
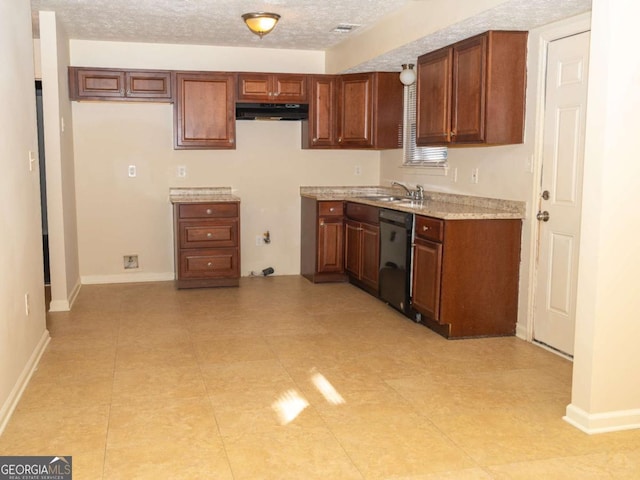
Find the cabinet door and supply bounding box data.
[73,68,125,99]
[126,71,172,100]
[412,237,443,321]
[304,76,338,148]
[416,48,452,145]
[317,217,344,273]
[237,73,271,101]
[344,220,362,276]
[451,34,487,143]
[360,223,380,289]
[272,74,308,102]
[338,73,373,147]
[174,72,235,149]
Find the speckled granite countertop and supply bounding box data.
[300,186,525,220]
[169,187,240,204]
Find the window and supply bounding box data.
[403,83,447,167]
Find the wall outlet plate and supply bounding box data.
[124,255,139,269]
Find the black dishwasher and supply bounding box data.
[378,208,414,317]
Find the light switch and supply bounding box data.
[128,165,136,177]
[28,150,36,172]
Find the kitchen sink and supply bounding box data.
[360,195,408,202]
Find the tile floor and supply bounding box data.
[1,276,639,479]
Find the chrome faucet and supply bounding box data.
[392,181,412,197]
[392,181,425,201]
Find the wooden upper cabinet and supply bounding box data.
[173,72,236,149]
[237,73,308,103]
[338,73,373,148]
[416,30,528,146]
[415,48,453,145]
[337,72,403,149]
[302,75,338,148]
[69,67,172,101]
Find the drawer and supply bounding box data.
[415,215,444,242]
[179,248,239,278]
[345,202,379,225]
[179,220,238,249]
[318,201,343,217]
[177,202,239,219]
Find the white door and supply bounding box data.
[533,31,590,356]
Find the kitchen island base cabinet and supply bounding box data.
[412,216,521,338]
[174,202,240,289]
[300,197,347,283]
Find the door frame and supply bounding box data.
[524,12,592,351]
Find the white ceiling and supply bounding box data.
[30,0,592,72]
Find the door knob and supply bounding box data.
[537,211,550,222]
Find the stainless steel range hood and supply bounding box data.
[235,103,309,121]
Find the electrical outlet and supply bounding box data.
[354,165,362,176]
[128,165,136,177]
[471,168,479,184]
[177,166,187,178]
[124,255,139,269]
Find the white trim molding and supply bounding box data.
[564,404,640,434]
[0,330,51,435]
[81,272,175,285]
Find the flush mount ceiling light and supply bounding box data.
[399,64,416,86]
[242,12,281,38]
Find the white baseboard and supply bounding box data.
[515,322,528,340]
[48,277,82,312]
[81,272,174,285]
[564,403,640,434]
[0,330,51,435]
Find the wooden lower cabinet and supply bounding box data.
[345,202,380,295]
[411,215,521,338]
[300,197,346,283]
[174,202,240,288]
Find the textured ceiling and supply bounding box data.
[30,0,592,72]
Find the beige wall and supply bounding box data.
[40,11,81,310]
[566,0,640,433]
[0,0,49,433]
[70,41,381,282]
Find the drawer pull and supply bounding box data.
[207,262,212,267]
[423,226,430,231]
[206,232,212,238]
[206,209,212,215]
[329,208,335,212]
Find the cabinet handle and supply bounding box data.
[338,137,343,143]
[319,220,325,226]
[312,138,318,143]
[329,208,335,212]
[423,226,429,231]
[207,262,212,267]
[206,209,212,215]
[450,130,456,137]
[206,232,212,238]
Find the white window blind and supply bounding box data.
[403,83,447,167]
